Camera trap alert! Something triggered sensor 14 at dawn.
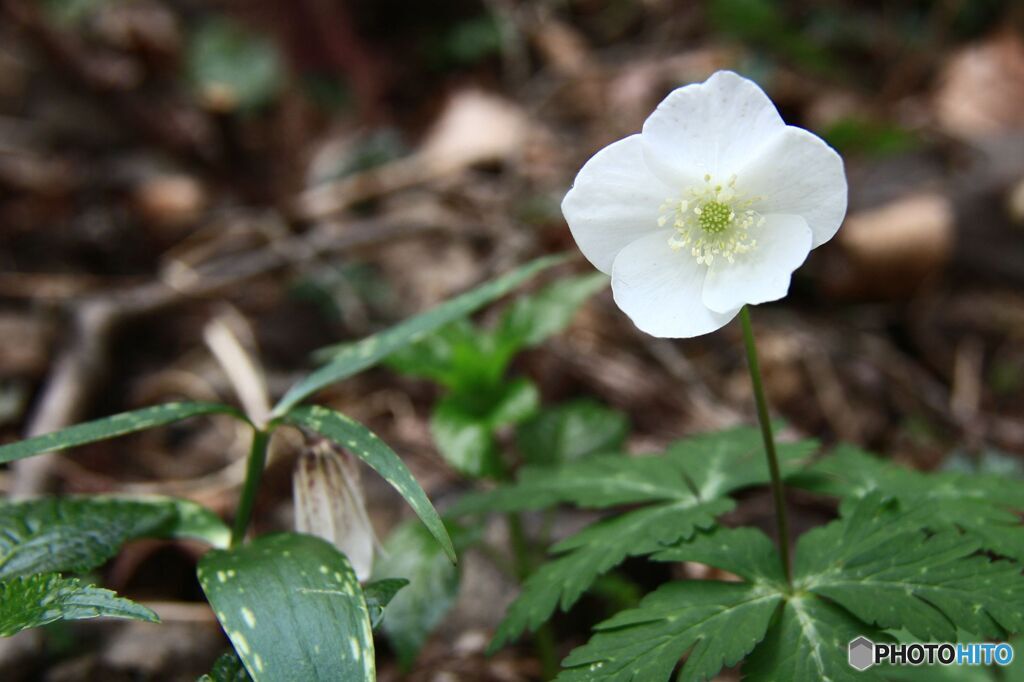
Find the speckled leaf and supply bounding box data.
[277,254,565,416]
[198,533,374,682]
[0,573,157,637]
[282,406,455,563]
[0,402,242,465]
[0,496,230,579]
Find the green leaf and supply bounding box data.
[796,494,1024,642]
[361,578,409,628]
[198,533,374,682]
[371,521,462,668]
[667,426,817,500]
[0,496,230,579]
[744,594,885,682]
[199,651,252,682]
[490,497,733,650]
[431,378,539,478]
[516,399,629,466]
[456,427,816,514]
[493,272,608,356]
[0,402,242,465]
[281,254,565,415]
[651,526,785,583]
[557,581,783,682]
[0,573,157,637]
[187,17,284,111]
[795,446,1024,561]
[281,406,455,563]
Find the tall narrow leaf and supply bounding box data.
[275,254,565,415]
[0,402,243,464]
[281,406,455,562]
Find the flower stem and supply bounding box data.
[739,306,792,585]
[231,428,271,547]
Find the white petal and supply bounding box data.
[738,127,847,248]
[610,230,740,338]
[701,214,812,314]
[641,71,786,188]
[562,134,672,274]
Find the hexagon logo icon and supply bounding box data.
[848,636,875,671]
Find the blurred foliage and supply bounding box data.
[186,17,285,112]
[822,117,921,157]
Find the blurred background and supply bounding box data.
[1,0,1024,679]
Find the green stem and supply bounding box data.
[231,429,271,547]
[739,306,793,586]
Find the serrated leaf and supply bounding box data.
[371,521,462,668]
[187,18,284,111]
[795,446,1024,562]
[281,406,455,563]
[744,594,885,682]
[490,498,733,650]
[651,526,785,583]
[0,496,229,579]
[431,378,538,478]
[796,493,1024,642]
[199,651,252,682]
[557,581,783,682]
[0,402,242,465]
[667,426,818,500]
[280,254,565,416]
[362,578,409,628]
[0,573,157,636]
[455,428,816,515]
[516,399,629,466]
[198,533,374,682]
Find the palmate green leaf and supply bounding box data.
[430,378,539,478]
[280,254,565,416]
[198,533,374,682]
[744,594,886,682]
[797,493,1024,642]
[199,651,252,682]
[0,573,157,636]
[516,399,629,466]
[0,402,242,465]
[557,581,783,682]
[371,521,463,668]
[0,496,230,579]
[282,406,454,562]
[795,446,1024,561]
[456,427,817,514]
[651,526,785,583]
[490,497,733,651]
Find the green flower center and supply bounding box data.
[697,201,733,234]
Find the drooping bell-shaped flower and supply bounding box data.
[563,70,847,338]
[293,441,377,581]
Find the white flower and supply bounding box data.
[562,70,847,338]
